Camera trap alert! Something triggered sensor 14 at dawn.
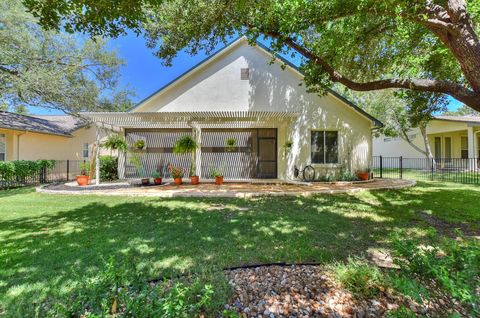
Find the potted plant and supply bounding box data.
[102,134,128,156]
[133,139,146,150]
[356,169,371,181]
[76,162,90,186]
[168,165,184,185]
[130,153,149,185]
[211,168,224,185]
[152,171,162,185]
[225,138,237,152]
[173,135,199,185]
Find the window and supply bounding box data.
[240,68,249,80]
[461,136,468,159]
[311,131,338,164]
[82,143,89,158]
[0,134,5,161]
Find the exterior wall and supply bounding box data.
[0,126,105,161]
[373,120,480,160]
[135,39,374,179]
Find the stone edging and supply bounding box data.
[36,179,416,198]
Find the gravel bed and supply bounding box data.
[43,183,143,191]
[224,265,398,317]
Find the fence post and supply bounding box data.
[431,157,434,181]
[399,156,403,179]
[66,160,70,181]
[379,156,383,178]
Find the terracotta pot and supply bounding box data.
[174,177,183,185]
[153,178,162,185]
[76,175,89,186]
[356,172,370,181]
[215,176,224,185]
[190,175,199,185]
[141,178,150,186]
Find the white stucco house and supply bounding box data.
[373,115,480,169]
[83,37,382,181]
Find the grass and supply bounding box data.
[0,181,479,316]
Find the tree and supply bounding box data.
[23,0,480,111]
[1,0,134,114]
[443,104,479,116]
[345,88,447,161]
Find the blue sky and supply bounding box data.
[32,33,462,114]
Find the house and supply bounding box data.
[0,111,96,161]
[373,115,480,169]
[84,37,382,182]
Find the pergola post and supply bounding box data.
[95,125,101,185]
[194,126,202,178]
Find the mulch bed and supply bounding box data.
[43,183,138,191]
[416,211,479,237]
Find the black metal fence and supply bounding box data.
[0,160,87,189]
[373,156,480,185]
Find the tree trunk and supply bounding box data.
[419,125,436,170]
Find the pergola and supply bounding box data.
[82,111,299,184]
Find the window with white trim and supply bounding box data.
[82,143,89,158]
[311,131,338,164]
[0,134,5,161]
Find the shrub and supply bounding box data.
[0,160,55,183]
[391,231,480,312]
[100,156,118,181]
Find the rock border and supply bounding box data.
[36,179,416,198]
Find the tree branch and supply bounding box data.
[260,30,480,110]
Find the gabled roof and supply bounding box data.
[434,115,480,125]
[131,37,383,128]
[0,111,87,136]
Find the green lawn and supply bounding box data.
[0,182,479,316]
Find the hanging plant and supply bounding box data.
[173,135,198,178]
[225,138,237,152]
[133,139,146,150]
[103,134,128,155]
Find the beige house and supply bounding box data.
[373,115,480,169]
[0,112,96,161]
[84,37,382,182]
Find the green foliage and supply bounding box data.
[152,171,162,179]
[99,156,118,181]
[133,140,146,150]
[129,153,146,177]
[0,160,55,182]
[79,162,90,176]
[337,169,359,181]
[225,138,237,152]
[391,232,480,310]
[173,136,197,154]
[443,104,479,116]
[173,136,198,177]
[0,0,134,114]
[50,256,220,317]
[168,165,185,179]
[386,306,416,318]
[103,135,128,153]
[210,168,223,178]
[330,257,386,299]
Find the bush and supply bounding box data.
[100,156,118,181]
[0,160,55,183]
[391,231,480,313]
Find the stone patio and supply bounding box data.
[37,178,416,198]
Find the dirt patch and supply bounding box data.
[416,211,479,238]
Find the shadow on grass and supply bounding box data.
[0,182,479,316]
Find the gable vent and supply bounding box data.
[240,68,250,80]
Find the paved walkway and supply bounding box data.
[37,179,416,198]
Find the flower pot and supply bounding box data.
[356,172,370,181]
[141,178,150,186]
[174,177,183,185]
[190,175,199,185]
[215,176,224,185]
[153,178,162,185]
[76,175,89,186]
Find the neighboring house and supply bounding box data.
[84,37,382,181]
[0,111,96,161]
[373,115,480,169]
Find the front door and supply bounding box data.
[257,134,277,179]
